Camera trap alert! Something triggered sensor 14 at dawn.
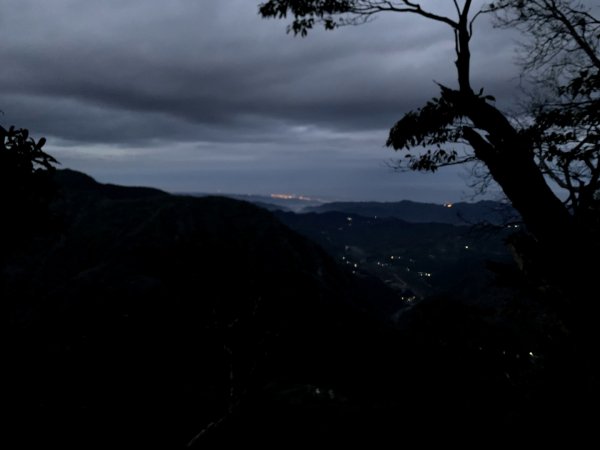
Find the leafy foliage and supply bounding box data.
[259,1,460,36]
[259,0,354,35]
[0,125,58,250]
[386,88,492,171]
[386,94,463,151]
[1,125,56,175]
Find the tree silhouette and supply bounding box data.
[492,0,599,216]
[259,1,599,284]
[0,125,58,254]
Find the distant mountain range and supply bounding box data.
[301,200,520,226]
[180,192,326,212]
[183,193,520,225]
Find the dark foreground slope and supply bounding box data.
[4,170,596,447]
[5,170,404,448]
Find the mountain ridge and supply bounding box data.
[7,168,407,447]
[302,199,519,225]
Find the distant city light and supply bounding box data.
[270,193,295,200]
[269,193,317,201]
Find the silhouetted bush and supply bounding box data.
[0,125,58,255]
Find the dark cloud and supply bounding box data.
[1,0,519,201]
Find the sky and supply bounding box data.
[0,0,523,202]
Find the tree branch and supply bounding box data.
[351,1,459,28]
[548,2,600,69]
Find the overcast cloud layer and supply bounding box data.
[0,0,521,201]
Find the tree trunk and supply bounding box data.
[449,17,573,246]
[461,96,573,245]
[456,16,473,95]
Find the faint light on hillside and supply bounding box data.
[270,193,294,200]
[444,203,454,208]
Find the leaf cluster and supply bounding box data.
[259,0,354,35]
[0,125,59,249]
[386,88,490,172]
[1,125,56,174]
